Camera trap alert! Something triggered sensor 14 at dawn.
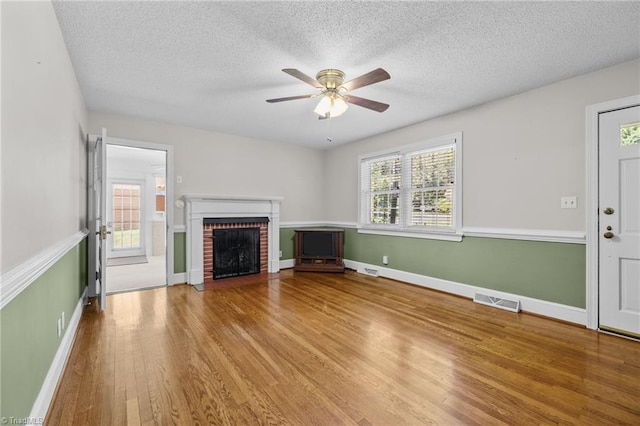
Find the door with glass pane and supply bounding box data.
[107,180,145,258]
[599,105,640,337]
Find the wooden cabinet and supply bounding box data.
[294,228,345,273]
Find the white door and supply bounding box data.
[107,179,145,259]
[87,137,98,299]
[599,105,640,337]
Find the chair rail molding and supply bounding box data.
[0,230,88,310]
[463,227,586,244]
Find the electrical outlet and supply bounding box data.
[176,175,183,183]
[57,318,62,338]
[382,255,388,265]
[279,250,283,258]
[61,311,65,331]
[561,196,577,209]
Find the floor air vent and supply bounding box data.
[473,293,521,313]
[362,267,380,277]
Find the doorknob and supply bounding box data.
[603,231,614,239]
[603,207,614,215]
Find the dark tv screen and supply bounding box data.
[301,232,335,257]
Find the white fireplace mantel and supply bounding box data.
[183,194,283,285]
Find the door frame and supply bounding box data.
[102,136,175,288]
[585,94,640,330]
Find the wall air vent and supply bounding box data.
[361,267,380,277]
[473,293,521,313]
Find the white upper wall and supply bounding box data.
[323,59,640,232]
[87,112,325,225]
[1,1,88,273]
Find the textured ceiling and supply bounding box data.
[52,1,640,149]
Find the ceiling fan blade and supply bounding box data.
[266,94,315,103]
[282,69,323,89]
[341,68,390,91]
[346,95,389,112]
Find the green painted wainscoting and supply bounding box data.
[174,232,186,274]
[0,238,87,420]
[342,228,586,308]
[180,228,584,308]
[279,228,296,260]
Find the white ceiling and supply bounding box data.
[52,1,640,149]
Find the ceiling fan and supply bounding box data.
[266,68,390,119]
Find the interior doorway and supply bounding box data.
[105,144,167,293]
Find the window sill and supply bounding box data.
[356,227,463,242]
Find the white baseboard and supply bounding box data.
[170,272,187,285]
[29,288,87,423]
[279,259,295,269]
[343,260,586,325]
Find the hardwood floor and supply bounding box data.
[47,270,640,425]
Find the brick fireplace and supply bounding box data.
[203,218,268,281]
[183,194,282,286]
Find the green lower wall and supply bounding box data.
[343,228,585,308]
[278,228,585,308]
[180,228,585,307]
[280,228,296,260]
[0,238,87,419]
[174,232,186,274]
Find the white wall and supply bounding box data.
[1,1,88,273]
[323,59,640,232]
[88,112,325,225]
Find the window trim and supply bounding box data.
[357,132,463,241]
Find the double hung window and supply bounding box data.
[359,133,462,240]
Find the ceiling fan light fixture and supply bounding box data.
[331,96,349,117]
[314,93,349,118]
[267,67,389,117]
[313,95,332,116]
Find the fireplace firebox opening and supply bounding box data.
[203,217,268,282]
